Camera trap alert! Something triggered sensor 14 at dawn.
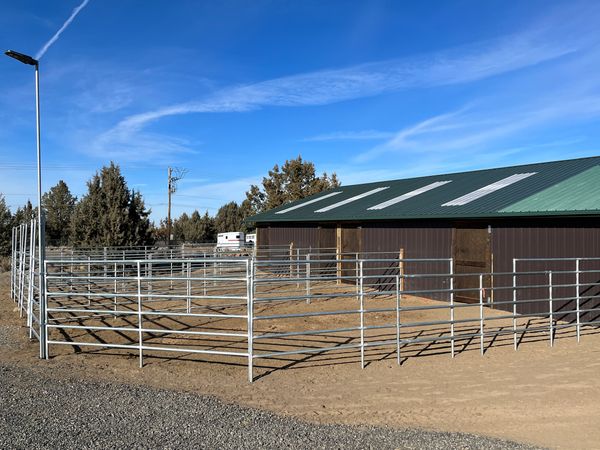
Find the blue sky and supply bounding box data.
[1,0,600,222]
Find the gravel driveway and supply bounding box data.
[0,364,543,450]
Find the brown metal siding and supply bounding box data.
[361,222,453,300]
[492,219,600,322]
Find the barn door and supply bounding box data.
[339,226,361,279]
[453,225,491,303]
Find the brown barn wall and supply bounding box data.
[491,219,600,321]
[361,222,453,300]
[256,218,600,317]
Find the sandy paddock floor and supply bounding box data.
[2,270,600,449]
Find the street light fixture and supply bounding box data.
[5,49,47,359]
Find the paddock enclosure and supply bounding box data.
[9,157,600,381]
[10,221,600,382]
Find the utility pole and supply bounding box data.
[167,167,172,247]
[167,167,187,247]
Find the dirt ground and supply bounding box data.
[2,271,599,449]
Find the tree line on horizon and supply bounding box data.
[0,155,340,256]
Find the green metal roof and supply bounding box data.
[248,156,600,223]
[499,165,600,214]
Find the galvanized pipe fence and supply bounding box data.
[10,230,600,382]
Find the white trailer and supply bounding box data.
[245,233,256,245]
[216,232,245,251]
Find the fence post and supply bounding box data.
[479,274,484,356]
[296,248,300,288]
[512,258,518,350]
[305,254,311,304]
[27,222,36,328]
[396,274,401,365]
[549,271,554,347]
[449,258,454,358]
[86,256,91,305]
[41,260,49,359]
[137,261,143,368]
[187,261,192,313]
[247,258,254,383]
[121,250,126,291]
[170,249,174,290]
[288,242,293,279]
[203,254,207,296]
[359,260,365,369]
[575,258,580,343]
[27,228,35,336]
[103,247,107,279]
[148,257,153,294]
[10,227,14,300]
[399,248,405,292]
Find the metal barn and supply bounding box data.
[249,156,600,317]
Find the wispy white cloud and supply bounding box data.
[303,130,394,142]
[90,22,578,159]
[354,92,600,163]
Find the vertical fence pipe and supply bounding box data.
[512,258,517,350]
[203,256,207,296]
[87,257,91,305]
[359,260,365,369]
[10,227,14,300]
[576,258,580,343]
[41,260,48,359]
[549,271,554,347]
[247,258,254,383]
[479,274,484,356]
[305,254,311,304]
[27,227,36,337]
[396,274,401,365]
[137,261,143,367]
[27,221,36,328]
[186,261,191,313]
[449,258,454,358]
[170,249,174,290]
[296,248,300,288]
[122,250,126,291]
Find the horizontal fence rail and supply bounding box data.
[9,234,600,382]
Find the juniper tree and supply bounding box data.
[245,155,340,214]
[0,195,12,256]
[214,201,244,233]
[42,180,76,246]
[12,200,36,226]
[70,162,152,247]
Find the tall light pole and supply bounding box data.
[5,49,47,359]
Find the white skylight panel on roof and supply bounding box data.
[441,172,537,207]
[315,187,390,213]
[367,181,452,210]
[275,191,343,214]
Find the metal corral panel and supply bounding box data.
[491,219,600,321]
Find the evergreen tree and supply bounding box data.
[0,195,12,256]
[12,200,36,226]
[199,211,216,242]
[245,155,340,214]
[214,201,243,233]
[172,212,190,243]
[70,162,153,247]
[127,190,153,246]
[42,180,76,246]
[70,175,103,247]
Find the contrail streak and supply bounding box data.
[35,0,90,60]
